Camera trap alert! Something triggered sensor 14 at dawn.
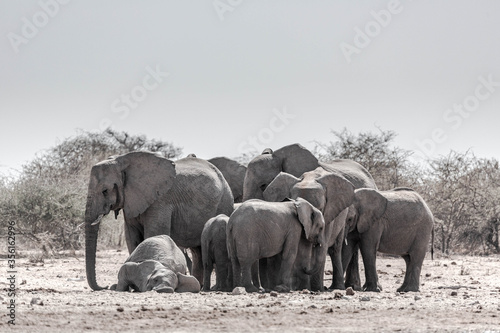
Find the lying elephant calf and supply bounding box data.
[112,235,200,293]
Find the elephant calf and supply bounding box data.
[113,235,200,293]
[227,198,325,293]
[201,214,232,291]
[345,188,434,292]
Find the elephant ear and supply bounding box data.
[116,152,176,218]
[175,273,201,293]
[261,148,273,155]
[118,260,160,292]
[274,144,319,177]
[263,172,300,202]
[318,173,355,224]
[355,188,388,234]
[294,198,315,241]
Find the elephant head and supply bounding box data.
[85,152,176,291]
[347,188,388,234]
[242,144,319,201]
[117,260,200,293]
[294,197,325,248]
[263,167,355,225]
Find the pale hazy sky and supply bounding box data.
[1,1,500,176]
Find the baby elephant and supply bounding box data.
[227,198,325,293]
[113,235,200,293]
[201,214,232,291]
[345,188,434,292]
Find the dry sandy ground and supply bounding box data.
[2,249,500,332]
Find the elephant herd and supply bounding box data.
[84,144,434,294]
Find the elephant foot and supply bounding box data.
[397,285,419,293]
[110,284,117,291]
[328,282,345,291]
[362,282,383,292]
[363,283,381,292]
[244,285,259,293]
[275,284,291,293]
[346,283,362,291]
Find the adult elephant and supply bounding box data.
[243,143,377,290]
[85,152,234,291]
[208,157,247,203]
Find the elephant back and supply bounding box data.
[125,235,187,274]
[320,160,377,190]
[174,157,234,216]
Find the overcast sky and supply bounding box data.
[2,1,500,176]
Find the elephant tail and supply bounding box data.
[431,223,435,260]
[226,223,239,288]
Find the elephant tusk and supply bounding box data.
[91,215,103,226]
[345,238,348,246]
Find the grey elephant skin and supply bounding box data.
[263,167,355,291]
[201,214,232,291]
[243,143,377,290]
[208,157,247,203]
[114,235,200,293]
[84,151,234,290]
[345,188,434,292]
[227,198,325,293]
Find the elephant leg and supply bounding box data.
[359,238,380,292]
[124,220,144,254]
[190,246,204,286]
[259,259,269,290]
[398,251,424,292]
[328,233,346,290]
[202,254,213,292]
[251,260,260,289]
[293,260,310,291]
[241,260,259,293]
[227,261,234,292]
[276,240,298,292]
[266,255,281,290]
[231,256,241,289]
[343,232,362,291]
[215,257,230,292]
[184,251,193,274]
[115,280,130,292]
[309,259,325,292]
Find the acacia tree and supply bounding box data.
[315,128,418,190]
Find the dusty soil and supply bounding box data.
[2,249,500,332]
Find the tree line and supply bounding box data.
[1,128,498,255]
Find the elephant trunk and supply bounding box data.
[303,245,326,276]
[85,198,106,291]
